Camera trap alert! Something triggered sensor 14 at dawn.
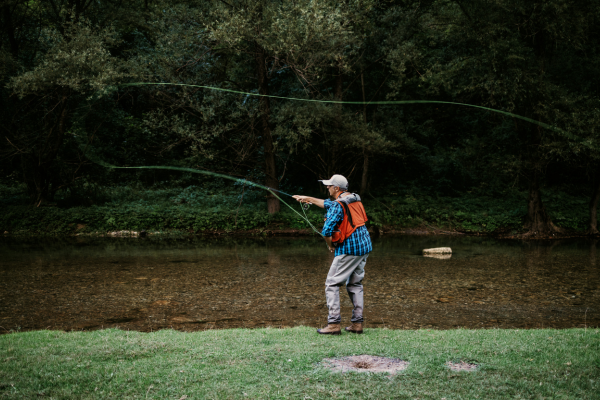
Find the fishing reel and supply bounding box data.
[302,202,312,210]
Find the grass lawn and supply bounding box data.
[0,327,598,399]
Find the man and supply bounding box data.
[293,174,372,335]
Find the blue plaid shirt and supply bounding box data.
[322,199,372,256]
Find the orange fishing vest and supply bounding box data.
[331,197,368,245]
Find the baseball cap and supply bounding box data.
[319,174,348,190]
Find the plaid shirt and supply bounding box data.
[322,199,372,256]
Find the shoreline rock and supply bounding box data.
[423,247,452,255]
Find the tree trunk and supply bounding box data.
[324,68,343,182]
[360,153,369,195]
[334,69,343,121]
[589,178,600,235]
[22,92,69,207]
[520,120,561,235]
[22,154,51,206]
[360,72,367,123]
[255,44,279,214]
[360,72,368,195]
[523,168,562,235]
[3,5,20,58]
[519,27,560,236]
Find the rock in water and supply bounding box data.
[423,247,452,255]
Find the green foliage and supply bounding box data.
[368,189,588,233]
[8,20,127,97]
[0,184,321,234]
[1,0,599,233]
[0,203,265,234]
[207,0,356,80]
[0,185,589,235]
[0,184,28,205]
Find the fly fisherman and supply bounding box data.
[293,174,372,335]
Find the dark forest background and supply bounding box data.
[1,0,599,236]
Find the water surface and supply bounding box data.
[1,235,598,332]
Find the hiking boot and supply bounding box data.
[317,323,341,335]
[344,322,363,334]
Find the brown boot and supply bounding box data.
[344,322,363,334]
[317,323,341,335]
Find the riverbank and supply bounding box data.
[0,327,597,399]
[0,186,591,237]
[0,202,590,238]
[1,223,595,239]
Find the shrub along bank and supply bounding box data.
[0,186,589,236]
[0,327,598,399]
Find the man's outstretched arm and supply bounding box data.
[292,195,325,209]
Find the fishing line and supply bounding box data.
[118,82,574,138]
[300,200,322,235]
[82,80,576,237]
[83,150,324,236]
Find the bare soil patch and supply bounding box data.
[321,355,409,374]
[446,361,479,371]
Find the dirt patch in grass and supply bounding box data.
[446,361,479,371]
[321,355,409,374]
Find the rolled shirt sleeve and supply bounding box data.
[322,199,344,237]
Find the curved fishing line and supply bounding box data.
[300,202,322,236]
[84,81,572,237]
[87,152,291,195]
[268,189,323,237]
[119,82,574,138]
[84,152,324,236]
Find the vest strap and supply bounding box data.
[339,201,355,228]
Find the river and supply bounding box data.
[0,235,598,332]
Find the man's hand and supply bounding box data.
[292,195,325,209]
[324,236,335,253]
[293,195,309,203]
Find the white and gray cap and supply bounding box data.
[319,174,348,190]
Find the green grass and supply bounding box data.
[1,328,598,399]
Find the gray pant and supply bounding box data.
[325,254,368,324]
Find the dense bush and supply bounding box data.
[0,185,588,235]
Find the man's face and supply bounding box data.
[327,185,338,198]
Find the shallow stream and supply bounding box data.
[1,235,598,332]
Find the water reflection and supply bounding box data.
[0,235,598,332]
[423,254,452,260]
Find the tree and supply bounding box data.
[5,18,127,205]
[207,0,353,213]
[420,0,598,235]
